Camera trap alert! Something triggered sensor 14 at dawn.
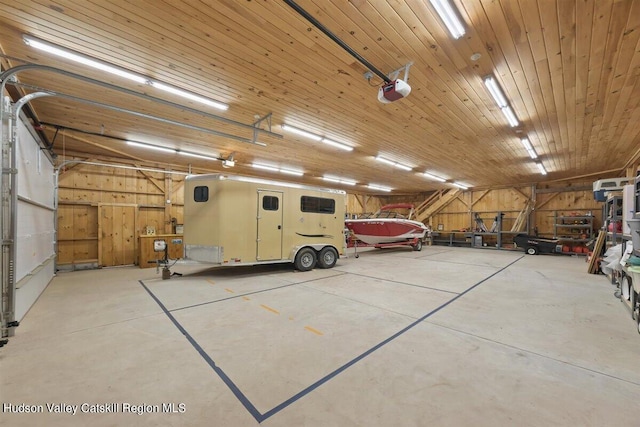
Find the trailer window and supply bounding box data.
[194,186,209,202]
[300,196,335,214]
[262,195,279,211]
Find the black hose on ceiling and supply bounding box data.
[283,0,392,84]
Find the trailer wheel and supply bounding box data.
[526,246,538,255]
[295,247,317,271]
[413,240,423,251]
[318,247,338,269]
[632,290,638,321]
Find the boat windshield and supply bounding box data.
[358,211,406,219]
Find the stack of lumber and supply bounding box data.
[511,199,534,232]
[587,231,607,274]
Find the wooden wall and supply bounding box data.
[55,159,618,268]
[57,159,185,268]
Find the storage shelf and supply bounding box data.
[553,211,593,252]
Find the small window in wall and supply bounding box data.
[194,186,209,202]
[300,196,335,214]
[263,195,279,211]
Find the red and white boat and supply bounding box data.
[345,203,429,247]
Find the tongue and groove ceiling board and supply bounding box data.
[0,0,638,193]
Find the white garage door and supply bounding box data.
[13,113,56,322]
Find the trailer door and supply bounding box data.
[257,190,283,260]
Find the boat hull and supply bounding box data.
[345,218,428,245]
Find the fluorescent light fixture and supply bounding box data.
[501,106,519,127]
[252,163,303,176]
[282,125,354,151]
[322,138,353,151]
[252,163,279,173]
[375,156,412,171]
[279,168,304,176]
[521,138,538,159]
[429,0,466,39]
[23,35,149,84]
[367,184,392,192]
[235,176,304,189]
[483,76,508,108]
[536,162,547,175]
[178,151,219,161]
[281,124,322,141]
[127,141,176,154]
[422,172,447,182]
[323,176,357,186]
[152,82,228,111]
[23,35,228,110]
[452,182,469,190]
[375,156,396,167]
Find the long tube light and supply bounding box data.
[282,124,353,151]
[127,140,223,161]
[452,182,469,190]
[422,172,447,182]
[23,35,228,110]
[322,138,353,151]
[151,82,228,111]
[429,0,466,39]
[375,156,412,171]
[252,163,303,176]
[323,176,356,186]
[281,124,322,141]
[127,141,177,154]
[252,163,279,173]
[501,106,519,127]
[521,138,538,159]
[367,184,392,192]
[536,163,547,175]
[483,76,508,108]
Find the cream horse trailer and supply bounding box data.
[183,174,346,271]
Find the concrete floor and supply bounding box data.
[2,246,640,426]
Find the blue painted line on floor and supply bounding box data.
[140,256,522,423]
[169,272,348,313]
[260,256,523,421]
[138,280,264,423]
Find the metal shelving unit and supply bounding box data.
[553,212,594,255]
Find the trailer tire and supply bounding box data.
[413,240,423,251]
[318,247,338,269]
[526,246,538,255]
[632,290,638,321]
[295,247,317,271]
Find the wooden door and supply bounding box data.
[98,204,137,267]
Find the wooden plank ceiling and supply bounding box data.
[0,0,639,193]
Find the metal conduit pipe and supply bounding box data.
[8,82,267,147]
[0,64,283,140]
[283,0,392,84]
